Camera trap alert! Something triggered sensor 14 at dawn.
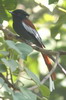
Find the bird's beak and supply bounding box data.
[9,11,13,14]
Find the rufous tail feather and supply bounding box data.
[42,53,56,80]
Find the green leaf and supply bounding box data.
[16,43,33,59]
[3,0,17,10]
[20,87,37,100]
[0,0,8,23]
[0,51,9,56]
[0,78,4,84]
[5,40,21,54]
[12,87,37,100]
[49,0,58,4]
[4,83,12,93]
[1,58,18,72]
[0,64,7,72]
[39,85,50,99]
[57,14,66,25]
[51,14,66,38]
[12,92,24,100]
[51,25,61,38]
[4,92,12,100]
[25,67,40,85]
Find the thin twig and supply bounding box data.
[28,53,59,90]
[58,63,66,74]
[0,73,19,91]
[0,24,66,56]
[10,69,13,84]
[49,55,66,75]
[41,53,59,84]
[0,24,66,91]
[0,23,66,74]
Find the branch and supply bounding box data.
[0,73,19,90]
[0,24,66,74]
[0,24,66,75]
[0,24,66,91]
[41,53,59,84]
[28,53,59,90]
[0,24,66,56]
[49,55,66,75]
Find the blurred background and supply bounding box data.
[0,0,66,100]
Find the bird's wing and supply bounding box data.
[22,19,44,47]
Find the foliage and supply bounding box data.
[0,0,66,100]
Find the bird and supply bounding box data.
[10,9,56,80]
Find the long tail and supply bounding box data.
[42,53,56,80]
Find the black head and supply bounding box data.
[9,9,29,20]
